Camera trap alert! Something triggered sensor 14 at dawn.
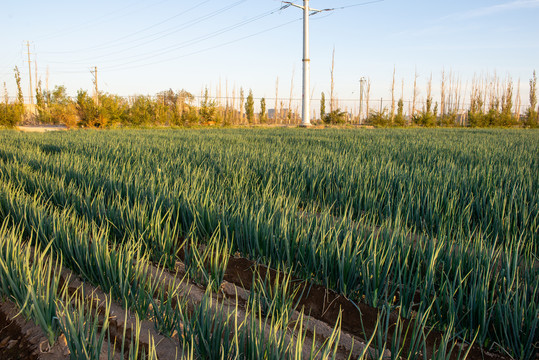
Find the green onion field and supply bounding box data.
[0,128,537,359]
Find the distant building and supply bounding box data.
[268,108,298,120]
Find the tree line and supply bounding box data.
[1,67,537,128]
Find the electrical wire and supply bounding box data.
[318,0,385,12]
[39,0,248,66]
[96,6,283,67]
[41,3,281,69]
[100,17,302,73]
[40,1,213,55]
[34,0,385,76]
[36,0,175,42]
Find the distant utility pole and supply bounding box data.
[282,1,331,126]
[359,77,366,124]
[91,66,99,105]
[26,41,33,106]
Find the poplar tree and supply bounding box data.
[260,97,267,123]
[525,70,537,127]
[320,92,326,120]
[13,67,24,124]
[245,89,254,124]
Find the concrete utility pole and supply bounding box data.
[283,1,329,127]
[359,77,366,124]
[26,41,33,106]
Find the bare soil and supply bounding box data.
[0,301,68,360]
[16,125,67,133]
[223,255,510,360]
[1,247,513,360]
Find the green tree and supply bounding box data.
[245,89,254,124]
[413,97,436,127]
[323,109,347,124]
[1,68,24,126]
[128,95,155,126]
[156,89,187,125]
[45,86,78,127]
[393,98,405,126]
[14,67,24,123]
[320,92,326,121]
[35,80,51,123]
[468,89,485,127]
[367,109,390,127]
[99,93,128,127]
[500,81,514,126]
[260,97,267,123]
[199,88,217,123]
[76,90,99,127]
[525,70,537,128]
[0,82,16,127]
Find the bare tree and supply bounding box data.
[440,69,446,119]
[275,77,279,124]
[412,69,418,119]
[330,47,335,113]
[515,78,521,123]
[366,78,371,119]
[288,66,295,125]
[390,66,396,122]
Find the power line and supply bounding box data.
[36,0,175,42]
[317,0,385,12]
[94,6,284,68]
[100,17,302,73]
[72,0,248,63]
[39,0,249,68]
[40,0,214,55]
[44,5,287,73]
[282,0,384,126]
[32,1,384,81]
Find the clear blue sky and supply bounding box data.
[1,0,538,108]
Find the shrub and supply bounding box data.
[323,109,347,124]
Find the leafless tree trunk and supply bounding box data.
[225,79,229,124]
[289,66,295,125]
[412,69,418,120]
[330,47,335,113]
[390,66,396,122]
[440,69,446,119]
[516,78,521,123]
[275,77,279,124]
[366,78,371,120]
[240,87,245,125]
[232,86,236,125]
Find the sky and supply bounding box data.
[1,0,538,110]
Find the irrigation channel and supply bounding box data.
[0,128,537,359]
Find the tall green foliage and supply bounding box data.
[0,68,24,126]
[525,70,537,128]
[260,97,267,123]
[128,95,156,126]
[76,90,99,127]
[99,93,128,127]
[320,92,326,120]
[199,88,216,124]
[245,89,254,124]
[35,80,52,123]
[394,98,405,126]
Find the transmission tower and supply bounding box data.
[282,1,331,126]
[282,1,383,126]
